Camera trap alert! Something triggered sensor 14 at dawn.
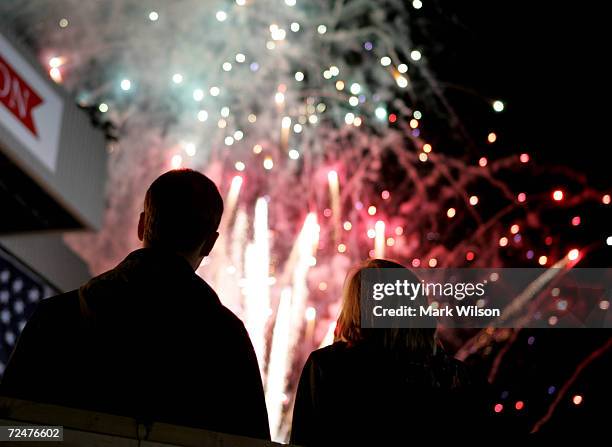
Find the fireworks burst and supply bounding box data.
[2,0,609,440]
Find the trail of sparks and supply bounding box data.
[531,337,612,433]
[265,213,319,439]
[243,198,271,375]
[266,287,293,441]
[455,256,571,364]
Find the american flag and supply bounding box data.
[0,246,57,377]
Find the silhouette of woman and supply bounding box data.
[291,259,488,445]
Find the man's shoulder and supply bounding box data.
[19,290,82,339]
[34,290,81,318]
[190,275,245,329]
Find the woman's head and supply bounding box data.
[335,258,437,353]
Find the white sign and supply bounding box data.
[0,33,64,173]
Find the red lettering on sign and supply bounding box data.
[0,54,44,137]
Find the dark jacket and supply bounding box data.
[1,248,270,440]
[291,340,490,446]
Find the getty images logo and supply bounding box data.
[372,279,487,301]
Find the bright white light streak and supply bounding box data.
[328,171,341,241]
[209,208,248,314]
[280,116,291,150]
[319,321,337,348]
[266,287,293,441]
[208,177,245,314]
[243,198,271,376]
[263,212,319,440]
[289,213,320,348]
[226,176,243,219]
[375,220,386,258]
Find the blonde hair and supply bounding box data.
[335,259,436,353]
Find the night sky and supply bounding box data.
[419,2,611,436]
[421,1,611,267]
[420,2,607,179]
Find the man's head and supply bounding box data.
[138,169,224,269]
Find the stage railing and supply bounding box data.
[0,396,284,446]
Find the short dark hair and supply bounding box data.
[143,169,223,252]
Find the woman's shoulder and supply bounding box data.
[306,341,391,372]
[309,341,349,359]
[305,341,354,368]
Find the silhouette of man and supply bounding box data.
[1,169,270,440]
